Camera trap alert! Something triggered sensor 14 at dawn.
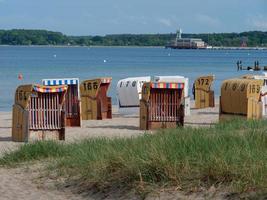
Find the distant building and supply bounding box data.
[166,29,206,49]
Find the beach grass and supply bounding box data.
[1,119,267,195]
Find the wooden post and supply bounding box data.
[140,100,148,130]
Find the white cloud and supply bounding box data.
[107,19,120,25]
[196,14,220,27]
[141,20,147,25]
[127,15,148,26]
[249,15,267,30]
[158,18,172,27]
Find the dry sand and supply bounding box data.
[0,102,219,200]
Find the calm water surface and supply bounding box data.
[0,46,267,111]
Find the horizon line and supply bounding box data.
[0,28,266,37]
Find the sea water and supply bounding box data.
[0,46,267,111]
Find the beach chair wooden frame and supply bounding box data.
[80,77,112,120]
[140,82,185,130]
[12,84,67,142]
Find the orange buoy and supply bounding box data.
[18,73,23,80]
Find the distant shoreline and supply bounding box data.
[1,45,267,50]
[1,29,267,48]
[0,45,165,48]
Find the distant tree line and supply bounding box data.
[0,29,69,45]
[0,29,267,47]
[184,31,267,47]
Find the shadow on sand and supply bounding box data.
[196,112,219,115]
[185,122,216,126]
[85,125,139,130]
[0,136,12,142]
[0,127,11,129]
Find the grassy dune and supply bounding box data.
[1,119,267,196]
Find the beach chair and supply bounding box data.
[140,81,185,130]
[80,77,112,120]
[241,73,267,117]
[42,78,81,127]
[194,75,215,109]
[117,76,151,114]
[117,75,190,116]
[12,84,67,142]
[219,78,263,120]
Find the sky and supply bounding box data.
[0,0,266,35]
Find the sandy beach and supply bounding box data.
[0,102,219,155]
[0,102,219,200]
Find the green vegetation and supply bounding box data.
[185,31,267,47]
[1,119,267,197]
[0,29,69,45]
[0,29,267,47]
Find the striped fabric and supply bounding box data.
[42,78,79,86]
[33,85,68,93]
[150,82,184,89]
